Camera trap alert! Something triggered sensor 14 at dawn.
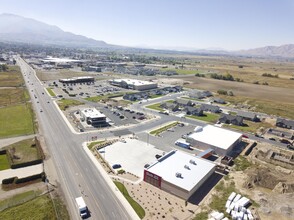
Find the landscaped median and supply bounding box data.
[113,181,145,219]
[46,88,56,96]
[149,121,179,136]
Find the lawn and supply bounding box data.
[150,122,179,136]
[0,154,10,170]
[0,88,28,106]
[145,103,164,111]
[46,88,56,96]
[57,99,84,111]
[0,66,24,87]
[224,120,272,133]
[5,138,40,165]
[0,194,70,220]
[187,113,219,123]
[85,92,126,102]
[114,181,145,219]
[87,140,106,150]
[0,104,35,138]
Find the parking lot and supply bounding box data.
[99,139,164,178]
[47,79,128,98]
[137,123,202,155]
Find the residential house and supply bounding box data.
[276,118,294,130]
[190,90,213,100]
[237,111,259,122]
[219,114,243,126]
[160,102,180,112]
[185,106,203,116]
[200,104,221,113]
[211,97,226,104]
[175,98,193,107]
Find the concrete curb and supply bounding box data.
[82,143,140,220]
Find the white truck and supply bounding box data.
[75,196,88,218]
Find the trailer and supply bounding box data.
[75,197,88,218]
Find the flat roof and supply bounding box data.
[146,150,215,191]
[112,79,156,86]
[188,125,242,150]
[81,108,105,118]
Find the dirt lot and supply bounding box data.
[231,143,294,220]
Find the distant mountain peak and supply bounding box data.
[0,13,109,48]
[238,44,294,58]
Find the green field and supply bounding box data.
[0,190,37,211]
[0,66,24,87]
[187,113,219,123]
[0,194,70,220]
[46,88,56,96]
[224,120,272,133]
[57,99,84,110]
[0,104,35,138]
[145,103,164,111]
[85,92,128,103]
[114,181,145,219]
[150,122,178,136]
[0,154,10,170]
[5,138,40,165]
[0,88,29,106]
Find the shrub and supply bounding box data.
[2,177,16,184]
[117,169,126,175]
[217,90,228,95]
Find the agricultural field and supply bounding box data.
[0,66,24,87]
[0,104,35,138]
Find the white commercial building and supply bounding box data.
[144,150,216,200]
[186,125,242,156]
[80,108,106,126]
[109,78,157,91]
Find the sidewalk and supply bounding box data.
[0,164,43,183]
[83,143,140,220]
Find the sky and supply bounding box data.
[0,0,294,50]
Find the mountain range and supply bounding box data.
[0,13,294,58]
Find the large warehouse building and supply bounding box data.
[186,125,242,156]
[59,76,95,84]
[109,79,157,91]
[144,150,216,200]
[80,108,106,126]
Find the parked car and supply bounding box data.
[112,164,122,169]
[155,154,162,159]
[269,138,276,141]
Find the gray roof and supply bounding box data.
[276,118,294,127]
[175,98,192,106]
[200,104,220,112]
[219,114,243,124]
[237,111,257,119]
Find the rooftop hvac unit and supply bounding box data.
[184,165,190,170]
[175,172,182,178]
[189,159,197,165]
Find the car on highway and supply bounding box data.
[40,109,43,112]
[155,154,162,159]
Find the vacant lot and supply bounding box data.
[36,69,89,81]
[0,104,35,138]
[0,88,29,106]
[0,194,69,220]
[5,138,40,165]
[57,99,84,111]
[0,66,24,87]
[0,154,10,171]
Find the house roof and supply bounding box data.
[200,104,220,112]
[175,98,191,105]
[237,111,257,119]
[276,118,294,127]
[219,114,243,124]
[185,106,202,113]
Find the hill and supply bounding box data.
[0,13,109,48]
